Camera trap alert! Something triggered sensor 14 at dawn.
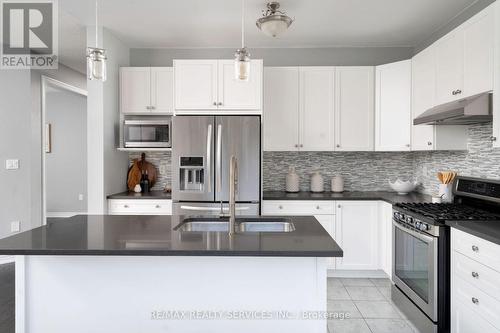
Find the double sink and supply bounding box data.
[175,217,295,233]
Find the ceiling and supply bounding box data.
[59,0,480,49]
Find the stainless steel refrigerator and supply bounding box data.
[172,116,261,216]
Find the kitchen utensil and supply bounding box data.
[388,179,418,195]
[127,153,158,191]
[331,175,344,193]
[310,172,324,193]
[285,166,300,193]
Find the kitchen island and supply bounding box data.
[0,215,342,333]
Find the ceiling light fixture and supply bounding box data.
[235,0,250,81]
[87,0,107,82]
[256,2,294,38]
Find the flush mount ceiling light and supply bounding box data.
[256,2,294,37]
[87,0,107,82]
[235,0,250,81]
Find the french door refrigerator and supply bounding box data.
[172,116,261,216]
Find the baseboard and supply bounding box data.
[46,212,84,218]
[327,269,389,279]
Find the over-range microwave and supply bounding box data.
[123,118,172,148]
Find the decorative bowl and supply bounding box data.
[389,179,418,195]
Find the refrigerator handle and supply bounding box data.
[206,124,213,193]
[216,123,222,193]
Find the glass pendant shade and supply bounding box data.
[87,47,107,82]
[234,48,250,81]
[257,16,291,37]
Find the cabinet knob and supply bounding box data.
[218,102,223,106]
[337,204,341,209]
[155,205,161,209]
[151,106,156,110]
[406,144,410,148]
[452,90,457,95]
[456,89,462,95]
[472,245,479,252]
[146,106,151,110]
[316,206,321,210]
[213,102,217,106]
[294,144,299,148]
[472,297,479,305]
[279,205,283,209]
[336,144,340,148]
[124,205,129,208]
[491,136,497,142]
[299,144,303,148]
[427,142,432,146]
[471,271,479,278]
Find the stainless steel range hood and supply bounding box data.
[413,92,492,125]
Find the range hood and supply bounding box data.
[414,92,492,125]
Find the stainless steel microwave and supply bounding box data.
[123,118,172,148]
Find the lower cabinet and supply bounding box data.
[378,201,393,279]
[335,201,379,270]
[262,200,336,269]
[451,228,500,332]
[108,199,172,215]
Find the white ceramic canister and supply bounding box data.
[310,171,324,193]
[285,166,300,193]
[439,183,453,203]
[331,175,344,193]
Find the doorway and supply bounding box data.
[41,77,88,223]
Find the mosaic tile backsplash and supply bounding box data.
[129,123,500,195]
[129,152,171,191]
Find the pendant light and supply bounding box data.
[234,0,250,81]
[256,2,294,38]
[87,0,107,82]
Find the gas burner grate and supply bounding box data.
[394,202,500,222]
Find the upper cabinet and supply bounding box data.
[174,59,263,113]
[299,67,335,151]
[120,67,173,114]
[375,60,411,151]
[263,67,300,151]
[335,67,375,151]
[435,5,494,105]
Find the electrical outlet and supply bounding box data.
[5,159,19,170]
[10,221,20,233]
[78,194,84,201]
[159,165,167,175]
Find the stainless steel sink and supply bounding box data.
[175,217,295,233]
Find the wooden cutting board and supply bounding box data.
[127,153,158,191]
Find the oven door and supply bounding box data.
[392,220,438,322]
[124,120,171,148]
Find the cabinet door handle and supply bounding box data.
[316,206,321,210]
[472,297,479,305]
[452,90,457,95]
[299,144,303,148]
[406,144,410,147]
[491,136,497,142]
[427,142,432,146]
[336,144,340,148]
[155,205,161,209]
[471,272,479,278]
[218,102,223,106]
[337,204,341,209]
[146,106,151,110]
[472,245,479,252]
[294,144,299,148]
[151,106,156,110]
[278,205,283,209]
[456,90,462,95]
[213,102,217,106]
[123,205,129,208]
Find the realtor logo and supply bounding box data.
[1,0,58,69]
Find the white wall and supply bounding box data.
[45,89,87,213]
[87,27,129,214]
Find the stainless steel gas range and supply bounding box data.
[392,176,500,333]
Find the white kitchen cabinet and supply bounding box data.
[262,200,336,269]
[174,60,218,110]
[435,30,464,105]
[218,60,263,110]
[299,67,335,151]
[108,199,172,215]
[375,60,411,151]
[335,201,379,270]
[451,228,500,333]
[263,67,300,151]
[151,68,174,113]
[334,67,375,151]
[378,201,393,279]
[411,48,468,151]
[174,59,263,112]
[120,67,174,114]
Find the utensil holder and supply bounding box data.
[439,183,453,203]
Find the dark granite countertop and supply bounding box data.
[263,191,432,205]
[0,215,343,257]
[107,191,171,200]
[445,220,500,246]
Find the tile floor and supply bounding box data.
[327,278,419,333]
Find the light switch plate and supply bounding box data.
[159,165,167,175]
[78,194,84,201]
[10,221,20,233]
[5,159,19,170]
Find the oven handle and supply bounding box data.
[392,220,435,243]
